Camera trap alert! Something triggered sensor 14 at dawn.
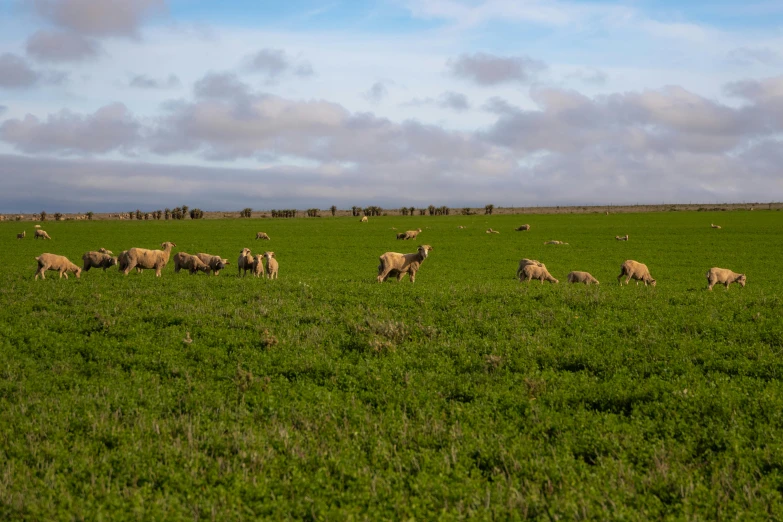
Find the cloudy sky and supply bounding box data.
[0,0,781,212]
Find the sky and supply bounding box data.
[0,0,781,213]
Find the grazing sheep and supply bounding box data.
[522,265,559,284]
[545,240,568,245]
[34,229,51,240]
[516,258,546,281]
[263,251,279,279]
[457,225,466,229]
[252,254,265,278]
[711,224,721,229]
[82,251,118,271]
[515,224,531,231]
[396,232,407,240]
[237,248,254,277]
[377,245,433,283]
[34,225,41,228]
[122,242,177,277]
[617,260,656,286]
[706,267,746,290]
[98,248,113,255]
[615,234,629,241]
[361,216,368,223]
[404,228,423,240]
[34,253,81,280]
[16,231,25,239]
[255,232,271,240]
[567,271,599,285]
[486,228,500,234]
[173,252,210,274]
[196,253,230,275]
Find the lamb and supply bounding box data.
[122,241,177,276]
[34,253,81,280]
[173,252,210,274]
[16,231,25,239]
[617,260,656,286]
[711,224,721,229]
[516,258,546,281]
[360,216,368,223]
[545,240,568,245]
[404,228,423,240]
[522,265,559,284]
[34,229,51,240]
[82,251,118,271]
[252,254,265,278]
[377,244,433,283]
[196,253,230,275]
[237,248,254,277]
[263,251,279,279]
[486,228,500,234]
[515,224,531,231]
[567,271,600,285]
[706,267,746,290]
[615,235,629,241]
[255,232,271,240]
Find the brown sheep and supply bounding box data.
[35,253,81,280]
[515,224,531,231]
[196,253,230,275]
[615,234,629,241]
[263,251,279,279]
[706,267,746,290]
[82,251,118,271]
[16,231,25,239]
[522,265,559,284]
[237,248,254,277]
[122,242,177,277]
[567,271,599,285]
[34,229,51,240]
[173,252,210,274]
[377,245,433,283]
[98,248,113,255]
[516,258,546,281]
[255,232,271,240]
[404,228,423,240]
[617,260,656,286]
[117,250,140,273]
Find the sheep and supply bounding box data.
[522,265,559,284]
[117,250,141,273]
[615,234,629,241]
[82,251,118,271]
[457,226,466,229]
[706,267,746,290]
[545,240,568,245]
[34,224,41,228]
[98,248,113,255]
[377,244,433,283]
[237,248,254,277]
[252,254,265,278]
[486,228,500,234]
[567,271,599,285]
[173,252,210,274]
[396,232,407,240]
[360,216,368,223]
[34,253,81,280]
[516,258,546,281]
[617,260,656,286]
[196,253,230,275]
[122,241,177,277]
[404,228,423,240]
[711,224,721,229]
[34,229,51,240]
[263,251,279,279]
[255,232,271,240]
[515,224,531,231]
[16,231,25,239]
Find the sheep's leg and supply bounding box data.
[124,261,136,275]
[35,266,46,280]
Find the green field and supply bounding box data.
[2,211,783,520]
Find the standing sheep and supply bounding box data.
[515,224,531,231]
[522,265,559,284]
[34,253,81,280]
[173,252,210,274]
[617,260,656,286]
[706,267,746,290]
[567,271,599,285]
[255,232,271,240]
[82,251,118,271]
[117,250,141,273]
[404,228,423,240]
[252,254,265,278]
[196,253,230,275]
[377,245,433,283]
[516,258,546,281]
[34,229,52,240]
[615,235,629,241]
[237,248,254,277]
[122,242,177,277]
[16,231,25,239]
[360,216,368,223]
[263,251,279,279]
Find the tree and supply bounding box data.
[53,212,63,221]
[40,211,47,221]
[485,204,494,215]
[164,208,171,220]
[181,205,189,218]
[428,205,436,216]
[190,208,204,219]
[330,205,337,217]
[240,208,252,218]
[128,211,134,220]
[136,209,142,220]
[409,207,415,216]
[400,207,409,216]
[86,211,94,220]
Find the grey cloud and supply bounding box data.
[438,91,470,111]
[193,72,252,100]
[129,73,180,89]
[293,62,314,77]
[727,47,782,67]
[26,29,100,62]
[0,53,41,88]
[244,48,315,81]
[363,81,388,104]
[448,52,546,86]
[0,103,142,155]
[567,68,608,85]
[482,97,520,114]
[31,0,166,37]
[724,76,783,103]
[0,106,6,116]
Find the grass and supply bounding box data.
[1,210,783,520]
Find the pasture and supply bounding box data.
[1,210,783,520]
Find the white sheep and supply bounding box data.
[237,248,254,277]
[34,229,52,240]
[377,245,433,283]
[486,228,500,234]
[545,240,568,245]
[34,224,41,228]
[173,252,210,274]
[618,260,656,286]
[16,231,25,239]
[35,253,81,280]
[122,242,177,277]
[515,224,531,231]
[82,251,118,271]
[615,235,629,241]
[706,267,746,290]
[567,271,599,285]
[404,228,423,240]
[255,232,271,240]
[711,224,721,229]
[263,251,279,279]
[522,265,559,284]
[360,216,368,223]
[252,254,265,278]
[516,259,546,281]
[117,250,140,273]
[196,253,230,275]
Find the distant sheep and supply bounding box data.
[237,248,254,277]
[618,260,656,286]
[34,229,51,240]
[404,228,423,240]
[263,251,279,279]
[82,251,118,271]
[255,232,271,240]
[515,224,531,231]
[196,253,230,275]
[522,265,559,284]
[173,252,210,274]
[457,225,466,229]
[16,231,25,239]
[516,258,546,281]
[545,240,568,245]
[486,228,500,234]
[706,267,746,290]
[34,225,41,228]
[35,253,81,280]
[711,224,721,229]
[360,216,368,223]
[615,235,629,241]
[567,271,599,285]
[377,245,433,283]
[122,242,176,277]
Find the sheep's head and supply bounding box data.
[418,245,433,258]
[109,257,118,266]
[240,248,251,256]
[737,274,747,287]
[73,266,82,278]
[650,279,657,287]
[161,242,176,250]
[263,251,275,260]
